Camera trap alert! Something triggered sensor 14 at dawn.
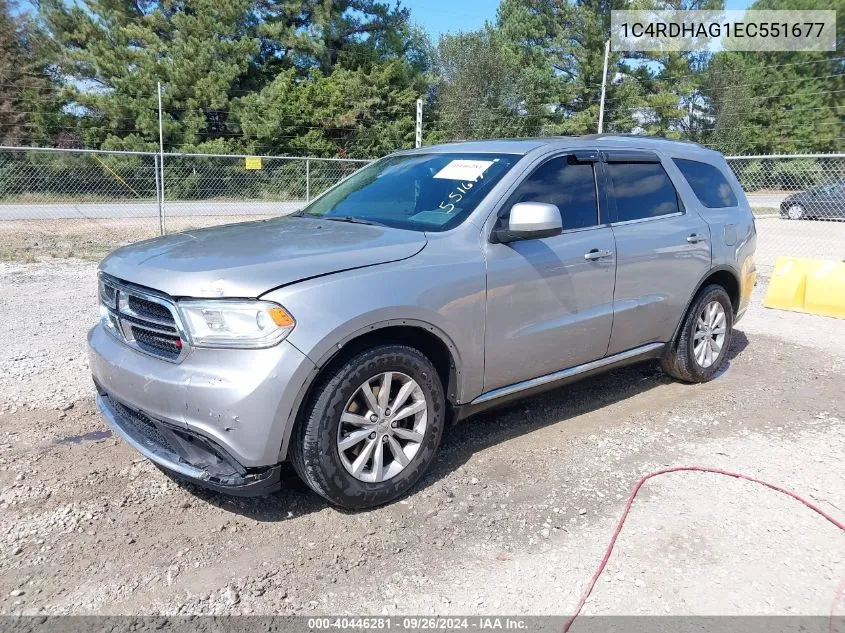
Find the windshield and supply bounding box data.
[298,153,521,232]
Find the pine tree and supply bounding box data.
[703,0,844,153]
[40,0,260,151]
[494,0,644,135]
[0,0,53,146]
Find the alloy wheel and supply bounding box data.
[693,300,727,369]
[336,371,428,483]
[786,204,805,220]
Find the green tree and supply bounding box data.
[621,0,723,139]
[494,0,644,135]
[40,0,428,155]
[702,0,844,153]
[41,0,260,151]
[255,0,420,78]
[0,0,56,146]
[234,59,424,157]
[426,26,552,142]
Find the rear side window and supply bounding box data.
[606,162,680,222]
[673,158,738,208]
[508,157,598,231]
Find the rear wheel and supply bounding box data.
[290,344,445,509]
[662,284,734,383]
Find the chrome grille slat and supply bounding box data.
[119,312,180,335]
[99,275,188,363]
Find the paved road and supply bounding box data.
[0,200,304,220]
[746,192,789,209]
[754,215,845,272]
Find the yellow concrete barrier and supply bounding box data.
[764,256,845,319]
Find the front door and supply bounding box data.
[602,152,712,355]
[482,154,616,393]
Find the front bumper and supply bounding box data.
[88,322,316,468]
[96,390,281,495]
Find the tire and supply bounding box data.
[661,284,734,383]
[785,203,806,220]
[290,344,446,510]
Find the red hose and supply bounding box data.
[562,466,845,633]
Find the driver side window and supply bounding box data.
[507,156,599,231]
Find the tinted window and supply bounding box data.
[673,158,738,208]
[607,162,680,222]
[508,157,598,230]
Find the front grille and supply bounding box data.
[132,326,182,359]
[128,294,175,323]
[99,275,187,362]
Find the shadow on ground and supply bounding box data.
[178,331,751,521]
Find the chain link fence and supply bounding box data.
[726,154,845,273]
[0,146,843,270]
[0,147,368,260]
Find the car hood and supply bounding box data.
[99,216,427,298]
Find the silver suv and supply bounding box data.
[88,136,757,509]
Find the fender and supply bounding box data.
[669,264,740,346]
[278,318,462,461]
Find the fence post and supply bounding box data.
[154,153,164,236]
[306,158,311,202]
[157,82,166,234]
[415,99,423,148]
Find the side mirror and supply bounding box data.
[491,202,563,244]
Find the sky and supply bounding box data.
[406,0,501,40]
[406,0,756,40]
[16,0,757,41]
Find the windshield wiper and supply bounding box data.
[321,215,386,227]
[291,212,386,227]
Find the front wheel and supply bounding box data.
[662,284,734,383]
[290,344,446,509]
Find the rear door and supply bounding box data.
[602,151,711,355]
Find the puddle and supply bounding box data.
[58,430,113,444]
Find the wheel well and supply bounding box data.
[701,269,740,314]
[311,326,459,405]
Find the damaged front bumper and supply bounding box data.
[88,321,316,489]
[95,388,281,496]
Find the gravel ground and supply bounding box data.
[0,259,843,617]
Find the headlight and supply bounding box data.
[177,300,295,349]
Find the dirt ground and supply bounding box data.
[0,260,843,617]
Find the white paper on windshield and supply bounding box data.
[433,160,494,182]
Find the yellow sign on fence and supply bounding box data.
[245,156,262,170]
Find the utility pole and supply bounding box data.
[157,82,166,235]
[597,39,610,134]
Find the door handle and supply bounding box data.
[686,233,706,244]
[584,248,613,261]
